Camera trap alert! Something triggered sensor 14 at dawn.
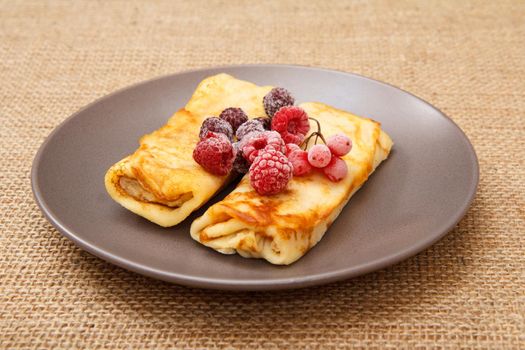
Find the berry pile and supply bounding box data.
[192,86,353,195]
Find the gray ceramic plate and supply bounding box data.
[32,65,478,291]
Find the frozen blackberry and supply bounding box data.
[199,117,233,141]
[235,119,265,140]
[232,142,250,174]
[219,107,248,133]
[253,117,271,130]
[263,87,295,118]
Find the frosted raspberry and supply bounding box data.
[327,134,352,157]
[236,131,260,159]
[323,156,348,182]
[271,106,310,145]
[288,150,313,176]
[193,132,234,176]
[219,107,248,133]
[263,87,295,118]
[285,143,301,156]
[199,117,233,141]
[241,131,286,163]
[235,119,264,140]
[232,142,250,174]
[253,117,271,130]
[307,144,332,168]
[249,149,293,195]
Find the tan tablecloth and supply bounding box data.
[1,1,524,348]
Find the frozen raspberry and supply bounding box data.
[308,144,332,168]
[236,131,260,158]
[323,156,348,182]
[288,150,313,176]
[253,117,271,130]
[235,119,265,140]
[285,143,301,156]
[249,148,293,195]
[232,142,250,174]
[193,132,234,176]
[327,134,352,157]
[241,131,286,163]
[199,117,233,141]
[219,107,248,133]
[271,106,310,145]
[263,87,295,118]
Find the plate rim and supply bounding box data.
[31,64,479,291]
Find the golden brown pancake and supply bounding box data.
[105,74,272,227]
[190,102,393,265]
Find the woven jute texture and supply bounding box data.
[1,0,524,348]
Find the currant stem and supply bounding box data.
[308,117,321,134]
[300,135,310,150]
[309,117,326,144]
[317,132,326,144]
[301,117,327,150]
[301,133,315,150]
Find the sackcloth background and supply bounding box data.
[1,1,524,348]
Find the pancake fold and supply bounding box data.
[105,74,272,227]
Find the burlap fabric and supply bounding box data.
[1,1,523,348]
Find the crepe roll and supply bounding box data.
[105,74,272,227]
[191,102,393,264]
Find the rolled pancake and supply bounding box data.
[105,74,272,227]
[190,102,393,265]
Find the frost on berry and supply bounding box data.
[253,117,271,130]
[327,133,352,157]
[235,119,264,140]
[288,150,313,176]
[249,149,293,195]
[263,87,295,118]
[307,144,332,168]
[285,143,301,156]
[219,107,248,133]
[271,106,310,145]
[232,142,250,174]
[241,131,286,163]
[193,132,234,176]
[199,117,233,141]
[323,156,348,182]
